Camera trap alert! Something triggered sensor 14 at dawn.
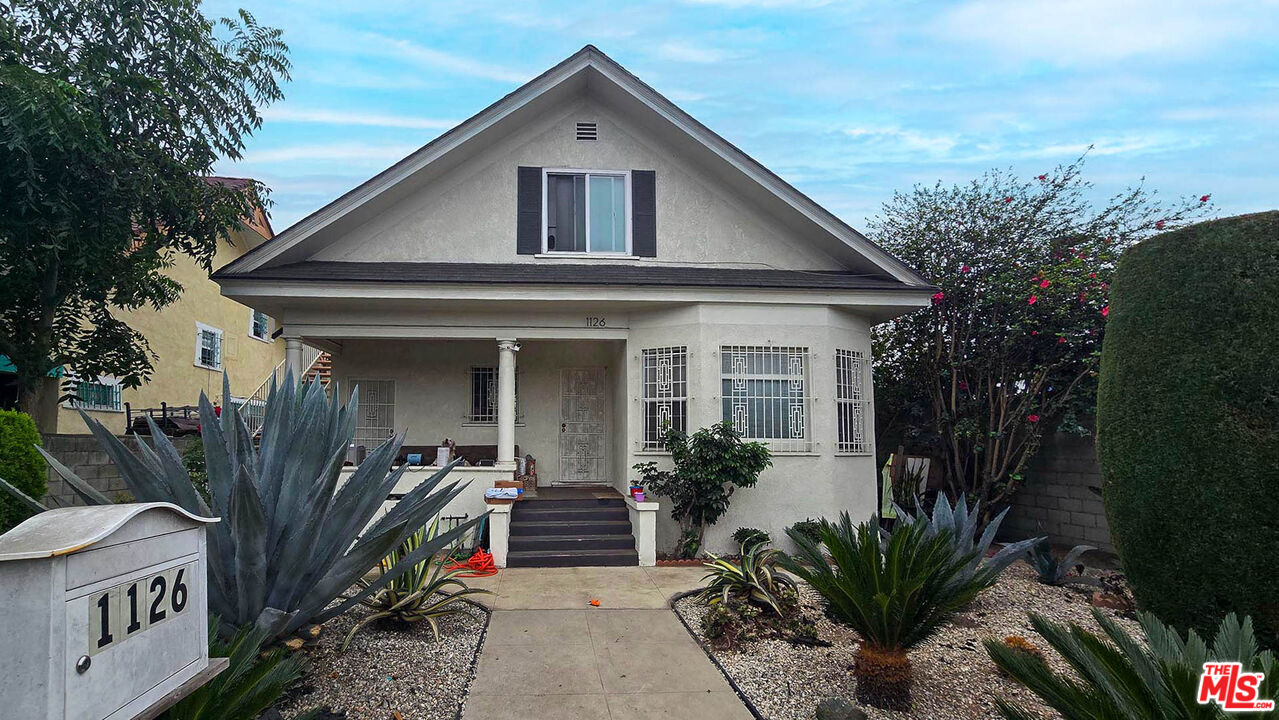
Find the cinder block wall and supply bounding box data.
[40,434,193,507]
[1000,430,1113,552]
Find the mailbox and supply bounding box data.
[0,503,220,720]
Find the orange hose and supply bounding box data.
[443,548,498,577]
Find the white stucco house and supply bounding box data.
[213,46,934,566]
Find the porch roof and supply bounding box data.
[213,260,936,293]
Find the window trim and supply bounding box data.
[720,345,812,453]
[64,375,124,412]
[541,167,632,255]
[194,322,223,371]
[248,309,273,343]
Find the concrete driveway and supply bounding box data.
[461,566,754,720]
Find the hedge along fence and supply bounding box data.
[0,410,46,533]
[1097,211,1279,644]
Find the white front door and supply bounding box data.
[559,367,607,485]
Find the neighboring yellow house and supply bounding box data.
[54,177,286,434]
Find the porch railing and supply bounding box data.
[238,344,326,436]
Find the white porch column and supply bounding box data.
[496,338,520,469]
[285,337,304,380]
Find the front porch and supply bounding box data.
[321,336,658,567]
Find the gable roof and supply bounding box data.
[218,45,929,287]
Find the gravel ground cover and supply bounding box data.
[278,597,489,720]
[674,563,1138,720]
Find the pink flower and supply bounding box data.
[931,291,945,305]
[1037,174,1047,181]
[961,264,971,273]
[959,380,969,391]
[1031,276,1040,283]
[1089,272,1097,279]
[1058,337,1066,344]
[1101,306,1110,317]
[1200,194,1211,203]
[1032,330,1039,335]
[1155,220,1166,230]
[1004,196,1013,203]
[1040,279,1050,288]
[1027,414,1040,423]
[1028,295,1038,305]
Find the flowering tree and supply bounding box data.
[870,154,1210,515]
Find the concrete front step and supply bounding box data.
[509,533,636,552]
[506,548,639,567]
[509,519,633,536]
[512,506,629,522]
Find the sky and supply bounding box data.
[210,0,1279,235]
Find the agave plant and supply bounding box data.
[987,609,1277,719]
[783,512,992,711]
[10,373,486,640]
[698,541,797,616]
[891,495,1041,591]
[341,517,493,650]
[1026,539,1100,587]
[167,617,319,720]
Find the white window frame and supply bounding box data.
[720,345,812,453]
[194,322,223,371]
[642,346,688,451]
[248,309,272,343]
[836,349,872,455]
[466,366,521,425]
[64,375,124,412]
[541,167,632,256]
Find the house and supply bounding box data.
[212,46,933,565]
[40,178,287,435]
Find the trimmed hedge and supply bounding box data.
[0,409,46,532]
[1097,211,1279,644]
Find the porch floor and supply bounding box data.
[528,485,625,500]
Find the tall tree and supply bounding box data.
[0,0,289,428]
[870,154,1209,516]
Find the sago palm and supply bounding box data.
[987,609,1277,720]
[783,512,990,711]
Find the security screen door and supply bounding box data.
[559,367,607,485]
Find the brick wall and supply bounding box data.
[40,433,193,507]
[1000,430,1113,552]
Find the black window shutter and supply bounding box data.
[632,170,656,257]
[516,166,542,255]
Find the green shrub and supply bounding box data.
[987,610,1276,720]
[788,518,822,545]
[698,541,796,616]
[782,513,994,711]
[0,409,45,532]
[731,526,770,549]
[180,436,209,504]
[1097,212,1279,644]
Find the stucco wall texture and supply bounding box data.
[59,228,285,434]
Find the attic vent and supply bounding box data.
[575,122,598,141]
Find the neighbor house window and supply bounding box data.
[721,345,811,452]
[469,367,519,423]
[195,323,223,370]
[67,376,123,412]
[249,309,271,342]
[642,346,688,450]
[545,170,628,253]
[352,379,395,451]
[836,349,871,454]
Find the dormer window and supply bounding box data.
[544,169,629,254]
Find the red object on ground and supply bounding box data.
[444,548,498,577]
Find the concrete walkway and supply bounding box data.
[461,566,754,720]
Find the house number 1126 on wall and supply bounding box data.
[88,562,194,655]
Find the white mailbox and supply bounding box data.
[0,503,220,720]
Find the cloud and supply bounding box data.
[655,41,739,64]
[934,0,1264,65]
[235,142,423,166]
[261,107,457,130]
[363,35,531,83]
[843,127,960,157]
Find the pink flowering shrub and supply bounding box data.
[869,153,1210,516]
